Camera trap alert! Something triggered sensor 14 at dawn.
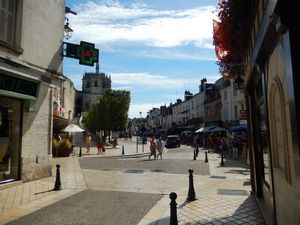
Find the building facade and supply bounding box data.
[0,0,65,182]
[244,1,300,224]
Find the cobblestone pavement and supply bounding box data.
[0,137,265,225]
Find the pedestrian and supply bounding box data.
[207,134,212,150]
[112,137,118,148]
[149,136,157,160]
[96,132,104,154]
[85,133,92,154]
[220,136,227,152]
[232,137,238,159]
[156,137,164,159]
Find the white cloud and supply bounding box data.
[135,49,216,61]
[69,1,216,48]
[129,102,165,118]
[110,72,199,89]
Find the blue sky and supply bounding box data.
[63,0,220,118]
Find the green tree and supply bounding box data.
[84,90,131,133]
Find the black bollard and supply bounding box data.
[193,150,196,160]
[79,147,82,157]
[205,151,208,163]
[122,146,125,155]
[196,146,199,157]
[169,192,178,225]
[187,169,196,201]
[220,149,225,166]
[53,164,62,191]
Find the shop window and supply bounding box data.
[269,78,291,182]
[255,76,271,186]
[0,97,21,182]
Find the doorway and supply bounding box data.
[0,96,22,183]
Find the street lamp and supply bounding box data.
[64,18,73,40]
[64,6,77,40]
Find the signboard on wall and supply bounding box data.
[239,110,247,120]
[64,41,99,66]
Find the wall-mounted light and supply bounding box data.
[64,18,73,40]
[64,6,77,40]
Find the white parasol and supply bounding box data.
[61,124,85,132]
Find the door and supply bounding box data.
[0,96,22,183]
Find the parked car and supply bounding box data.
[165,135,180,148]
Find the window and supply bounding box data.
[86,81,90,88]
[234,105,238,120]
[94,81,98,87]
[233,87,237,96]
[0,0,22,52]
[0,0,16,44]
[224,90,228,101]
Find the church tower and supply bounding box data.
[77,63,111,113]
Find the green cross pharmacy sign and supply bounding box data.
[64,41,99,66]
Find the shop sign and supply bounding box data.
[0,74,37,97]
[64,41,99,66]
[239,109,247,120]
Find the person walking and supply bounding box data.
[85,133,92,154]
[156,137,164,159]
[149,136,157,160]
[232,137,238,159]
[96,132,104,154]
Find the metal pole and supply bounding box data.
[169,192,178,225]
[53,164,62,191]
[205,151,208,163]
[220,148,225,166]
[79,147,82,157]
[187,169,196,201]
[122,145,125,155]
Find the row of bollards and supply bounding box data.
[169,168,197,224]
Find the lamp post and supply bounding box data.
[64,18,73,40]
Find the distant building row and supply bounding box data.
[145,77,246,134]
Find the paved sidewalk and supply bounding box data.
[0,138,265,225]
[138,149,265,225]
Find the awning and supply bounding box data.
[229,124,247,132]
[195,126,216,133]
[210,126,227,132]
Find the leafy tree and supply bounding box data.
[213,0,251,78]
[84,90,131,133]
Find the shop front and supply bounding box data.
[0,97,22,183]
[0,72,39,184]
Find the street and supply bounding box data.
[7,138,210,225]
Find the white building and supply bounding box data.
[0,1,67,183]
[219,79,246,126]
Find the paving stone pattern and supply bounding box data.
[78,157,210,175]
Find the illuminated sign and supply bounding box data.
[64,41,99,66]
[0,74,38,97]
